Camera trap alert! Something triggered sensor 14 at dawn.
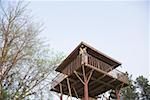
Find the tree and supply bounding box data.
[121,75,139,100]
[0,1,64,99]
[135,76,150,100]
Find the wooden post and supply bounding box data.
[60,95,62,100]
[84,77,89,100]
[59,83,63,100]
[115,83,124,100]
[115,89,120,100]
[73,87,79,99]
[67,78,72,100]
[82,65,89,100]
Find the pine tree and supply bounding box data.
[121,75,139,100]
[135,76,150,100]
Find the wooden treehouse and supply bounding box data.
[50,42,129,100]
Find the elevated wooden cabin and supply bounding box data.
[50,42,128,99]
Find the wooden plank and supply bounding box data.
[67,78,72,100]
[89,79,116,95]
[90,77,116,90]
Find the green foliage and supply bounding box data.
[135,76,150,100]
[1,89,10,100]
[121,75,138,100]
[121,75,150,100]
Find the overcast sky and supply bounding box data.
[28,0,149,80]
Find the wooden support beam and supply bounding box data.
[64,76,83,94]
[61,72,85,94]
[115,89,120,100]
[82,65,89,100]
[115,82,124,100]
[89,74,106,86]
[53,63,125,98]
[116,82,125,90]
[89,75,115,89]
[89,79,116,94]
[59,83,63,100]
[85,63,124,83]
[87,69,94,83]
[84,79,89,100]
[86,64,110,77]
[74,70,91,79]
[70,68,90,92]
[73,87,79,99]
[67,78,72,100]
[73,67,94,84]
[59,83,63,95]
[82,65,86,81]
[66,66,92,92]
[77,74,106,94]
[63,70,92,96]
[74,71,85,85]
[90,78,115,89]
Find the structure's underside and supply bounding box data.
[51,65,128,98]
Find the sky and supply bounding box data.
[27,0,149,81]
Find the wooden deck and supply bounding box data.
[51,64,128,98]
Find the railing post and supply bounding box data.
[79,46,88,65]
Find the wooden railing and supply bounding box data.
[108,69,128,83]
[51,55,82,89]
[51,54,128,89]
[51,73,67,89]
[87,54,128,83]
[62,55,82,75]
[87,54,112,72]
